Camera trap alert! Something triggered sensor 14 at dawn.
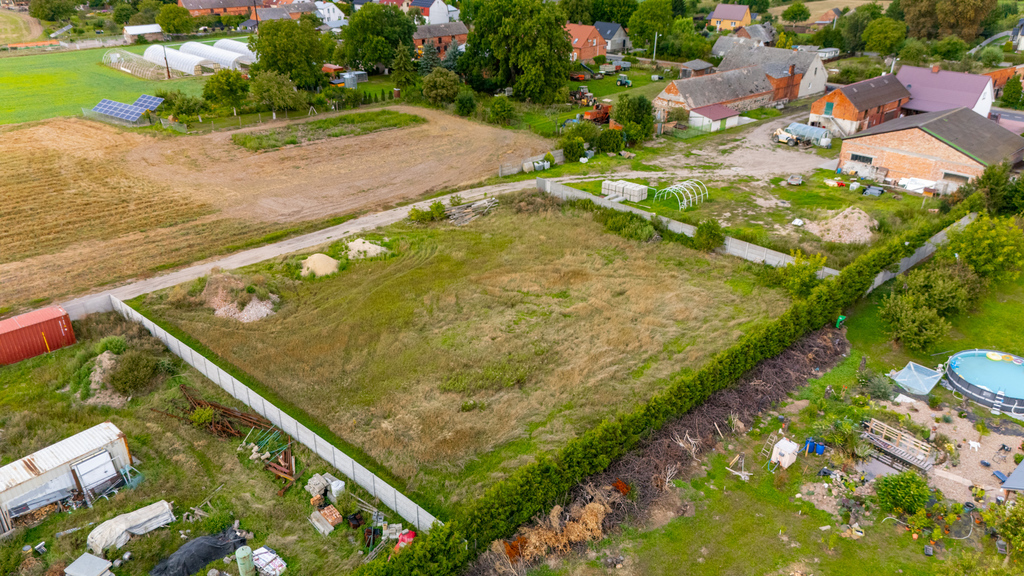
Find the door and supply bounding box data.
[824,102,834,116]
[72,451,119,495]
[719,118,727,131]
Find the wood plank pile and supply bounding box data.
[152,384,274,437]
[445,198,498,226]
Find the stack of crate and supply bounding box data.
[601,180,648,202]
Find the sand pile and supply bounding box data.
[202,274,276,322]
[302,253,340,277]
[805,207,876,244]
[214,296,277,323]
[347,238,388,259]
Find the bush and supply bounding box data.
[939,215,1024,282]
[190,406,215,427]
[563,137,586,163]
[489,97,515,125]
[604,213,655,242]
[928,394,942,409]
[422,68,461,105]
[560,121,600,147]
[781,250,827,299]
[595,129,624,154]
[593,55,606,65]
[449,194,464,207]
[667,107,690,123]
[108,350,158,396]
[860,373,894,401]
[693,219,724,252]
[409,201,448,223]
[543,152,556,165]
[1015,453,1023,465]
[879,292,950,351]
[94,335,127,355]
[875,470,930,515]
[454,92,476,116]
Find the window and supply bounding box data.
[823,102,834,116]
[851,154,873,164]
[942,172,970,184]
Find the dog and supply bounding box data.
[968,441,981,452]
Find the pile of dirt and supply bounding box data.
[301,253,340,276]
[347,238,388,259]
[85,351,128,408]
[805,207,876,244]
[202,274,276,322]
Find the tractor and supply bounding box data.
[570,86,595,106]
[584,103,613,124]
[771,127,802,147]
[616,74,632,87]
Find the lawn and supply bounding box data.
[0,9,40,45]
[0,313,371,576]
[134,199,792,516]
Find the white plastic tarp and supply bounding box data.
[87,500,176,554]
[898,177,936,193]
[892,362,943,395]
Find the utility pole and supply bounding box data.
[252,0,259,31]
[652,32,660,64]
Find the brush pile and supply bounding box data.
[152,384,274,437]
[446,198,498,226]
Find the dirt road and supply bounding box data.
[0,9,42,44]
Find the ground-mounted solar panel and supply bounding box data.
[133,94,164,111]
[91,99,147,122]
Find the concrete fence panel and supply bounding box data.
[109,297,439,532]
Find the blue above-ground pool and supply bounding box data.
[946,350,1024,415]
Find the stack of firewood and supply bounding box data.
[446,198,498,226]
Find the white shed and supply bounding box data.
[143,45,220,76]
[770,437,800,470]
[688,103,740,132]
[123,24,163,43]
[1,422,131,533]
[213,38,258,62]
[179,42,252,71]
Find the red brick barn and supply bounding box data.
[653,66,774,112]
[413,22,468,59]
[565,23,606,62]
[764,63,802,102]
[179,0,258,18]
[808,75,911,137]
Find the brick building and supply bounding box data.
[718,45,826,98]
[565,23,606,62]
[764,63,802,102]
[412,21,468,59]
[838,107,1024,189]
[178,0,259,17]
[735,24,775,46]
[808,75,911,137]
[985,64,1024,98]
[653,66,774,113]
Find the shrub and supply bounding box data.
[489,97,515,125]
[409,201,448,223]
[592,55,606,65]
[667,107,689,123]
[108,350,158,396]
[976,420,991,436]
[939,215,1024,282]
[454,92,476,116]
[190,406,215,428]
[875,470,930,515]
[604,213,655,242]
[595,129,624,154]
[1015,453,1023,465]
[563,137,586,163]
[928,394,942,409]
[449,194,464,207]
[693,219,724,252]
[422,68,460,105]
[861,373,894,401]
[781,250,827,299]
[879,292,950,351]
[543,152,556,165]
[94,336,127,355]
[560,121,600,147]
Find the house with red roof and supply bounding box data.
[565,23,606,62]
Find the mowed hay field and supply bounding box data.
[767,0,891,20]
[0,109,550,313]
[0,9,42,45]
[139,200,791,512]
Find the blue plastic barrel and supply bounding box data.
[816,444,825,455]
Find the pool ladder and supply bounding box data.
[992,390,1005,416]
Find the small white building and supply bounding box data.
[770,437,801,470]
[410,0,449,24]
[123,24,163,43]
[1,423,132,534]
[688,103,741,132]
[315,1,345,23]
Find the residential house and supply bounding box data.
[447,5,460,20]
[689,104,741,132]
[735,24,774,46]
[718,45,827,98]
[314,0,345,22]
[411,0,449,24]
[379,0,410,9]
[764,63,802,102]
[838,107,1024,188]
[711,35,756,57]
[123,24,164,43]
[709,4,751,31]
[1012,17,1024,51]
[565,23,606,62]
[594,21,630,53]
[178,0,255,18]
[984,64,1024,98]
[679,59,714,78]
[896,64,994,118]
[813,8,842,26]
[795,44,840,60]
[412,21,468,59]
[352,0,372,10]
[653,66,774,112]
[809,75,911,137]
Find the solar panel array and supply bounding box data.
[91,99,147,122]
[133,94,164,111]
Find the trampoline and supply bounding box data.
[946,349,1024,416]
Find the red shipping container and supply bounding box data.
[0,307,77,366]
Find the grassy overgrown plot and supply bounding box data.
[231,110,427,151]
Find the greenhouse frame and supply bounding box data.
[180,42,252,71]
[143,46,220,76]
[102,49,184,80]
[213,39,258,62]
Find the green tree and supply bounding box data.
[594,0,638,24]
[936,0,998,42]
[113,3,136,25]
[422,68,460,105]
[391,42,417,92]
[880,291,950,350]
[979,45,1003,67]
[875,471,931,515]
[454,92,476,116]
[899,38,928,63]
[782,2,810,23]
[249,18,331,89]
[203,69,250,114]
[863,17,906,54]
[1002,75,1023,110]
[776,30,793,49]
[931,34,968,60]
[694,219,724,252]
[886,0,905,19]
[595,128,623,153]
[339,4,415,71]
[29,0,76,21]
[563,136,586,162]
[419,40,441,75]
[939,215,1024,281]
[611,94,653,145]
[156,5,195,34]
[250,70,305,112]
[465,0,572,103]
[627,0,672,49]
[904,0,939,38]
[811,25,844,49]
[739,0,769,14]
[841,8,877,52]
[440,39,461,71]
[128,0,162,26]
[782,250,827,298]
[561,0,592,23]
[489,96,516,124]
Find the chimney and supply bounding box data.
[789,64,795,76]
[931,64,941,74]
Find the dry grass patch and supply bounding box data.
[141,202,790,511]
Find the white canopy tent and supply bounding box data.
[891,362,943,395]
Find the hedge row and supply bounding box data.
[355,204,969,575]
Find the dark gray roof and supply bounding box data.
[741,24,774,44]
[681,59,713,70]
[849,107,1024,166]
[711,35,755,57]
[256,7,290,20]
[837,75,911,111]
[763,62,792,78]
[719,45,819,76]
[656,66,773,109]
[1004,460,1024,491]
[410,0,434,7]
[285,1,317,13]
[180,0,252,10]
[594,21,623,40]
[413,21,468,40]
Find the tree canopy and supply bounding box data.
[250,70,305,111]
[561,0,592,23]
[391,42,418,92]
[464,0,572,103]
[863,16,906,54]
[611,94,654,145]
[338,4,415,71]
[203,69,250,112]
[593,0,638,24]
[627,0,672,49]
[249,17,332,90]
[782,2,811,23]
[156,5,195,35]
[936,0,998,42]
[29,0,75,21]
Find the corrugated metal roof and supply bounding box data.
[123,24,162,35]
[896,65,992,113]
[0,307,68,336]
[691,104,740,121]
[0,422,125,493]
[838,75,911,112]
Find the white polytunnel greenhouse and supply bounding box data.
[143,45,220,76]
[179,42,252,71]
[213,39,258,62]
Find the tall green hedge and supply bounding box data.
[358,207,970,576]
